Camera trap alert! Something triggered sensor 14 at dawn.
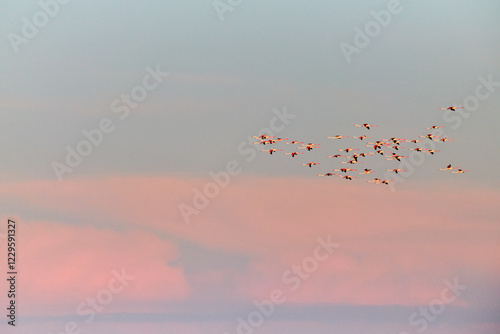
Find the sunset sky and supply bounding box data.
[1,1,499,333]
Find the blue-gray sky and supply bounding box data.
[1,1,499,334]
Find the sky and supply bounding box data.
[0,0,499,333]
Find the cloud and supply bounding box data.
[1,176,499,309]
[0,217,190,316]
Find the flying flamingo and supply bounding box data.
[338,148,360,153]
[386,153,408,161]
[354,123,378,130]
[352,153,370,161]
[451,169,469,174]
[386,168,406,174]
[341,160,363,164]
[382,138,405,145]
[286,140,303,145]
[367,143,382,150]
[440,106,464,111]
[253,134,274,140]
[328,154,346,158]
[439,164,458,171]
[426,149,440,155]
[302,162,319,168]
[333,174,357,180]
[261,139,277,145]
[420,134,441,140]
[333,168,357,173]
[436,137,454,142]
[426,125,444,130]
[368,178,394,185]
[261,149,283,155]
[317,173,334,177]
[253,139,275,145]
[327,135,349,139]
[284,152,303,157]
[367,141,390,150]
[299,143,320,151]
[409,147,427,152]
[352,135,371,140]
[358,169,375,174]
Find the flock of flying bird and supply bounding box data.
[253,107,469,185]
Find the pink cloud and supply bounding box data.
[0,217,189,316]
[1,176,499,308]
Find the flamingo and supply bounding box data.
[299,143,320,151]
[382,138,405,145]
[261,149,283,155]
[333,168,357,173]
[409,147,427,152]
[354,123,378,130]
[259,139,276,145]
[408,139,423,143]
[440,106,464,111]
[426,149,440,155]
[386,168,406,174]
[358,169,375,174]
[253,134,274,140]
[386,153,408,161]
[327,135,349,139]
[451,169,469,173]
[352,135,371,140]
[338,148,360,153]
[367,141,390,150]
[341,160,363,164]
[302,162,319,168]
[426,125,444,130]
[351,153,361,161]
[352,153,369,161]
[284,152,303,157]
[368,178,394,185]
[436,137,454,142]
[333,174,357,180]
[420,134,440,140]
[367,143,382,150]
[253,139,275,145]
[317,173,334,177]
[439,164,458,171]
[390,137,405,144]
[286,140,303,145]
[328,154,346,158]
